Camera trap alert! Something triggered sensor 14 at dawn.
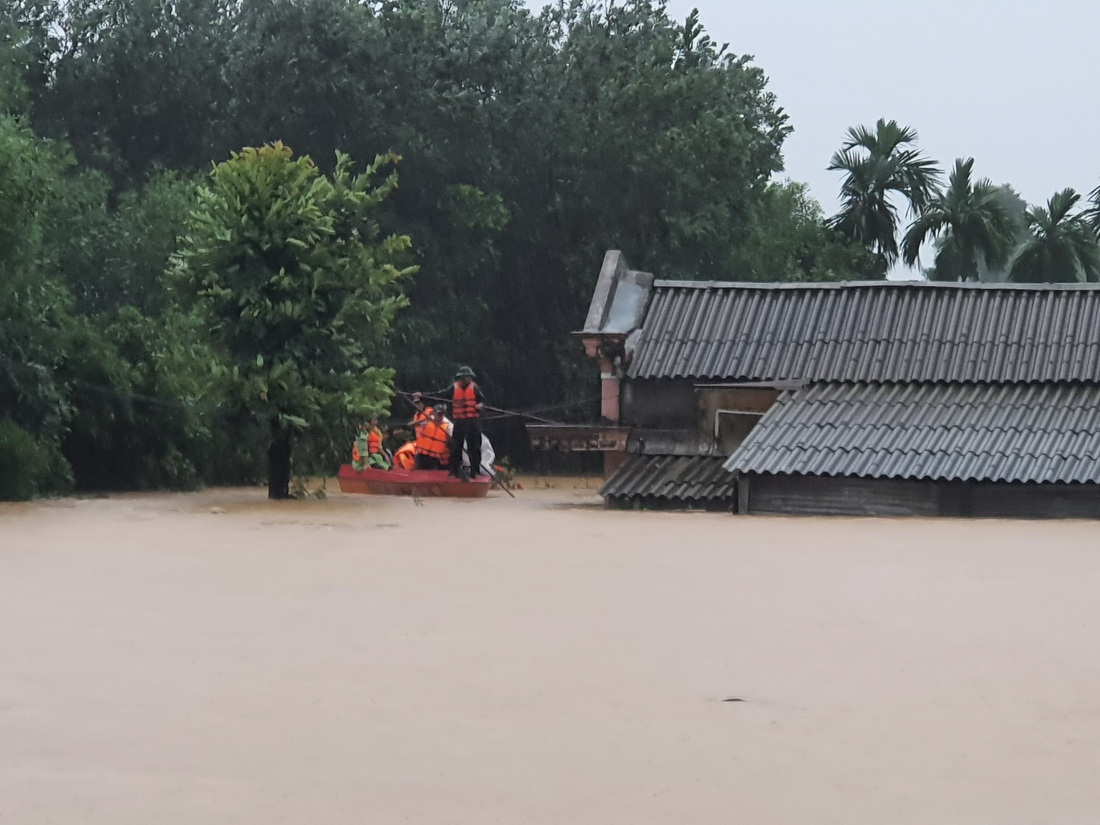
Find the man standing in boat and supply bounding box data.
[417,366,487,480]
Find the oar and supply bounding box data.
[487,465,516,498]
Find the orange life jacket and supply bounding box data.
[367,428,382,455]
[351,442,361,461]
[415,420,450,461]
[394,442,416,470]
[452,382,479,419]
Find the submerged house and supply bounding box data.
[560,250,1100,518]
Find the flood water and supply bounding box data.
[3,480,1099,824]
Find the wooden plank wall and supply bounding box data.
[742,474,1100,519]
[743,474,940,517]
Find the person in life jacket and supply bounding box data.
[385,395,434,472]
[352,418,390,471]
[366,418,390,469]
[392,440,416,471]
[409,394,432,426]
[413,405,452,470]
[419,366,487,480]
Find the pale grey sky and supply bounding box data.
[525,0,1100,275]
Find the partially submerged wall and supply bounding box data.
[739,474,1100,519]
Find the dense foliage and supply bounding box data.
[3,0,1096,500]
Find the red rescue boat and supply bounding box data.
[337,464,491,498]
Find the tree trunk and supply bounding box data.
[267,423,292,500]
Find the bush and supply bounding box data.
[0,418,69,500]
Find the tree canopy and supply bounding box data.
[901,158,1017,283]
[827,119,941,276]
[1008,189,1100,285]
[171,143,415,498]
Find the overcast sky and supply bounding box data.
[524,0,1100,274]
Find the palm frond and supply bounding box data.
[843,118,918,154]
[1083,182,1100,236]
[829,119,940,267]
[901,210,944,267]
[1046,188,1081,225]
[900,157,1013,280]
[1010,189,1100,283]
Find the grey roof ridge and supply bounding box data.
[737,468,1099,486]
[781,377,1100,388]
[780,377,1100,386]
[651,278,1100,291]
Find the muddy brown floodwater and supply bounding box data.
[2,479,1100,824]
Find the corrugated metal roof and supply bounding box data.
[724,382,1100,484]
[600,455,735,501]
[629,281,1100,382]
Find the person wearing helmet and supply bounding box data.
[448,366,487,479]
[416,366,487,479]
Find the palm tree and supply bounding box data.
[1008,189,1100,283]
[900,158,1019,282]
[828,119,941,275]
[1085,182,1100,237]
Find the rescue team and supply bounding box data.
[351,366,493,481]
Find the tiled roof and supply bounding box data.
[724,382,1100,484]
[629,281,1100,382]
[600,455,735,502]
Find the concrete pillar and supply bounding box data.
[737,475,751,515]
[581,336,628,481]
[600,371,620,423]
[599,361,628,479]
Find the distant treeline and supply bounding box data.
[13,1,1093,499]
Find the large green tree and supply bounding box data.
[901,158,1019,282]
[171,143,415,498]
[828,119,941,276]
[480,1,792,406]
[1008,189,1100,284]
